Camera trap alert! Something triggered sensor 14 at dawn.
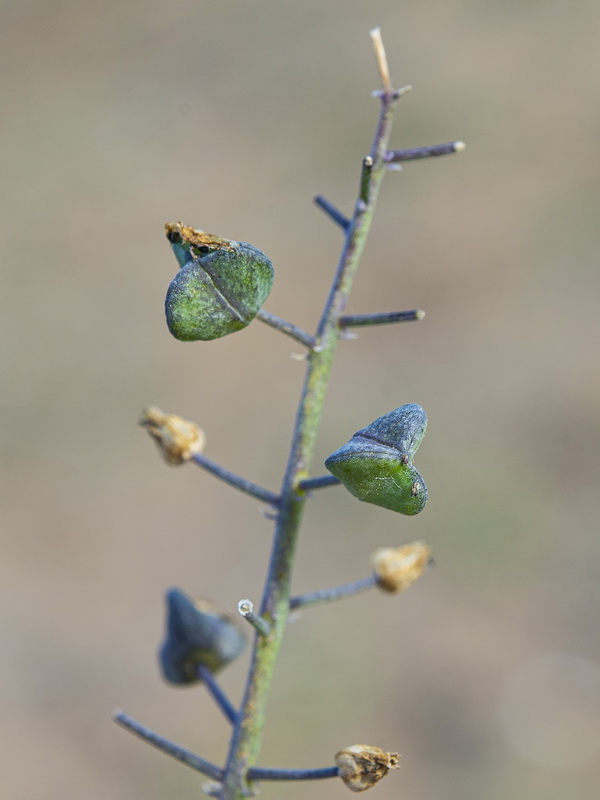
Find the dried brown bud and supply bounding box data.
[371,541,431,593]
[335,744,399,792]
[140,406,206,465]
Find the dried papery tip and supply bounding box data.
[371,541,432,593]
[335,745,399,792]
[453,140,466,152]
[369,28,392,94]
[140,406,206,465]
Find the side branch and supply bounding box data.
[384,140,465,162]
[112,710,224,781]
[192,453,280,507]
[256,309,316,349]
[197,666,239,725]
[248,766,339,781]
[359,156,374,205]
[290,576,377,609]
[340,309,425,328]
[298,474,340,492]
[314,195,350,231]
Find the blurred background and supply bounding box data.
[2,1,600,799]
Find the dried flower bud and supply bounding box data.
[165,222,274,341]
[335,745,400,792]
[159,589,246,685]
[371,541,432,593]
[324,404,428,515]
[140,406,205,465]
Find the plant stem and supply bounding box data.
[219,34,403,800]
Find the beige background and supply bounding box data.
[2,1,600,799]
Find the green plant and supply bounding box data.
[114,28,464,799]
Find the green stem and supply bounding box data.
[219,75,402,800]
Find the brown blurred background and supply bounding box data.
[2,1,600,799]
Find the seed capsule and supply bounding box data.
[159,589,246,685]
[335,744,400,792]
[164,222,274,341]
[324,404,428,516]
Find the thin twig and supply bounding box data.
[248,766,339,781]
[340,309,425,328]
[238,599,271,637]
[113,710,224,781]
[289,576,378,610]
[256,309,316,349]
[384,140,465,162]
[359,155,374,205]
[191,453,280,507]
[314,195,350,231]
[298,474,340,492]
[197,666,239,725]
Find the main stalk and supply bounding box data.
[220,48,401,800]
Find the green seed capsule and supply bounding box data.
[324,404,428,516]
[164,222,274,341]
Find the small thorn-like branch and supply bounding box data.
[112,710,224,782]
[248,765,339,781]
[197,666,239,725]
[238,599,271,637]
[192,453,280,507]
[298,474,340,493]
[256,309,316,349]
[289,575,378,610]
[359,155,374,205]
[340,309,425,328]
[384,140,466,163]
[314,195,350,231]
[369,27,393,95]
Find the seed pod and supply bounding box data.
[139,406,205,465]
[324,404,428,516]
[335,745,400,792]
[371,541,432,592]
[159,588,246,685]
[164,222,274,341]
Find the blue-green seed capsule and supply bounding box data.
[165,222,274,341]
[324,404,428,516]
[159,588,246,685]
